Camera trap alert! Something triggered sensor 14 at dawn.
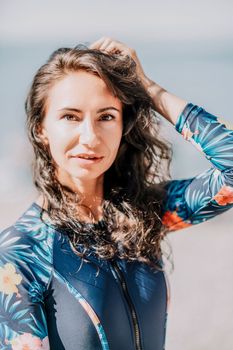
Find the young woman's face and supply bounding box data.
[40,70,123,183]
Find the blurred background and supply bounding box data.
[0,0,232,349]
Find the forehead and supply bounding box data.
[46,70,122,112]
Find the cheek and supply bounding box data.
[105,128,123,158]
[46,126,68,159]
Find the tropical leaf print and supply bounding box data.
[0,205,54,349]
[0,229,32,266]
[162,103,233,232]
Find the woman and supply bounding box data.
[0,37,233,350]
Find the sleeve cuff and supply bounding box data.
[175,102,197,133]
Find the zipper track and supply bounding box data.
[110,261,142,350]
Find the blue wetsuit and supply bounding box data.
[0,103,233,350]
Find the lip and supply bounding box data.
[71,155,104,165]
[72,153,103,158]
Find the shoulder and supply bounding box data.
[0,203,54,290]
[1,203,55,256]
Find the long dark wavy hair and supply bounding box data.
[25,45,173,271]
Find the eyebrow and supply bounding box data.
[58,106,121,113]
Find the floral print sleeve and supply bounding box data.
[161,103,233,232]
[0,210,54,350]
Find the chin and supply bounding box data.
[69,168,105,180]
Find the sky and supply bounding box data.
[1,0,233,45]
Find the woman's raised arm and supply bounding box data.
[160,103,233,232]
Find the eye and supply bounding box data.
[62,114,80,121]
[99,114,115,121]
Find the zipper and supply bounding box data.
[110,260,142,350]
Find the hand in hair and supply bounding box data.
[89,37,153,90]
[90,37,187,125]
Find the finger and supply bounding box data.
[107,41,132,56]
[90,37,120,51]
[103,42,123,54]
[90,37,131,57]
[99,38,113,51]
[89,36,110,49]
[89,37,106,49]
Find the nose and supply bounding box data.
[78,117,100,147]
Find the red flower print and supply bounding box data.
[213,185,233,205]
[162,210,192,230]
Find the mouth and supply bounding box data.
[71,154,104,165]
[76,155,102,160]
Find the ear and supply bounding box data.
[36,123,49,145]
